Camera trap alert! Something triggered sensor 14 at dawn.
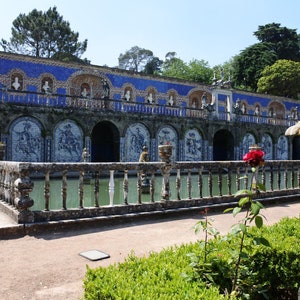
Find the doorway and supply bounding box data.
[213,130,234,161]
[91,121,120,162]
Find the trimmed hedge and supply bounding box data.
[83,217,299,300]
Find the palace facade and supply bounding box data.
[0,51,299,162]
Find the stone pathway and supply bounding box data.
[0,202,299,300]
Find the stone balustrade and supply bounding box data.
[0,160,300,224]
[0,89,297,127]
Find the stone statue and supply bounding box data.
[124,90,131,101]
[139,146,149,162]
[102,79,110,99]
[12,77,20,90]
[81,148,90,162]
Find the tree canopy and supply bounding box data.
[1,7,88,63]
[257,59,300,98]
[232,23,300,91]
[254,23,300,61]
[161,53,213,84]
[118,46,154,72]
[232,43,278,91]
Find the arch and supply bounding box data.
[167,89,178,106]
[11,72,24,91]
[184,129,202,161]
[124,123,150,162]
[188,89,212,109]
[213,129,234,161]
[91,121,120,162]
[9,116,44,161]
[54,119,83,162]
[67,73,112,99]
[122,83,136,102]
[268,100,285,119]
[145,87,157,104]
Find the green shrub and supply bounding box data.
[189,217,300,299]
[83,217,299,300]
[83,244,231,300]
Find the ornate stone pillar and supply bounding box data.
[14,171,34,223]
[158,145,173,200]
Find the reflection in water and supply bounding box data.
[30,172,294,211]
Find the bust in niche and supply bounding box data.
[81,88,90,97]
[168,95,174,106]
[147,93,154,104]
[241,103,246,114]
[42,81,52,94]
[124,89,131,101]
[12,77,21,90]
[254,105,260,116]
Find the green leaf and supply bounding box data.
[239,223,247,233]
[238,196,250,207]
[234,189,252,197]
[223,207,234,213]
[256,182,266,191]
[253,237,271,247]
[255,215,263,228]
[233,206,242,216]
[255,201,265,209]
[258,237,271,247]
[251,202,260,216]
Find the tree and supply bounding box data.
[231,43,277,91]
[257,59,300,98]
[186,59,213,84]
[143,57,163,75]
[231,23,300,91]
[254,23,300,61]
[118,46,154,72]
[161,56,189,80]
[161,54,213,84]
[1,7,88,62]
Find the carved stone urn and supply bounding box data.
[158,144,173,163]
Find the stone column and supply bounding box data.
[14,171,34,223]
[158,145,173,200]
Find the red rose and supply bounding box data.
[243,149,265,167]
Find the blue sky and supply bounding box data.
[1,0,300,68]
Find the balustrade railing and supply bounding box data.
[0,89,298,126]
[0,160,300,224]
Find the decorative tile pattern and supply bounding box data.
[53,120,83,162]
[184,129,202,161]
[124,123,150,162]
[11,117,43,162]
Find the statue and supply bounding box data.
[12,77,21,90]
[139,146,150,193]
[139,146,149,162]
[168,95,174,106]
[42,81,52,94]
[124,90,131,101]
[102,79,110,99]
[81,148,90,162]
[147,93,154,104]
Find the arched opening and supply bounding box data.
[213,130,234,161]
[292,136,300,159]
[91,121,120,162]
